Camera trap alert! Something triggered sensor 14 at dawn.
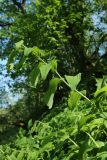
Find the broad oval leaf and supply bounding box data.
[65,73,81,90]
[39,63,52,80]
[44,78,60,109]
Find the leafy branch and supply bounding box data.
[7,40,91,109]
[37,55,90,102]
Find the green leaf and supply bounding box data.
[32,46,45,57]
[39,63,52,80]
[51,59,58,71]
[28,119,33,129]
[9,154,17,160]
[96,76,107,90]
[7,52,15,72]
[35,0,41,6]
[40,142,55,155]
[95,141,105,148]
[94,86,107,97]
[65,73,81,90]
[29,66,41,88]
[95,78,103,90]
[44,78,60,109]
[80,90,86,96]
[8,63,14,71]
[96,151,107,160]
[15,40,24,49]
[24,47,32,56]
[15,55,26,70]
[68,91,81,110]
[17,151,24,160]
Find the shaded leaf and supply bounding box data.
[44,78,60,109]
[80,90,86,96]
[68,91,81,110]
[15,55,26,70]
[28,119,33,129]
[29,66,41,88]
[39,63,52,80]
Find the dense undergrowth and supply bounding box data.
[1,43,107,159]
[0,83,107,160]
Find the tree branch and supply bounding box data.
[0,22,13,27]
[12,0,26,13]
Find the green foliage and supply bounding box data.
[7,43,88,108]
[1,0,107,159]
[0,89,107,159]
[44,78,60,109]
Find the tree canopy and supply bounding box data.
[0,0,107,159]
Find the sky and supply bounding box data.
[0,59,26,108]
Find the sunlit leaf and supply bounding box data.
[96,151,107,159]
[7,52,15,72]
[65,73,81,90]
[15,40,24,49]
[24,47,32,56]
[51,59,58,71]
[95,78,103,90]
[68,91,81,110]
[17,151,24,160]
[94,86,107,97]
[9,63,14,71]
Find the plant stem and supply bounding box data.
[34,53,91,102]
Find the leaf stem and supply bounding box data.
[75,89,90,102]
[56,70,90,102]
[85,131,99,148]
[34,53,91,102]
[68,138,79,148]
